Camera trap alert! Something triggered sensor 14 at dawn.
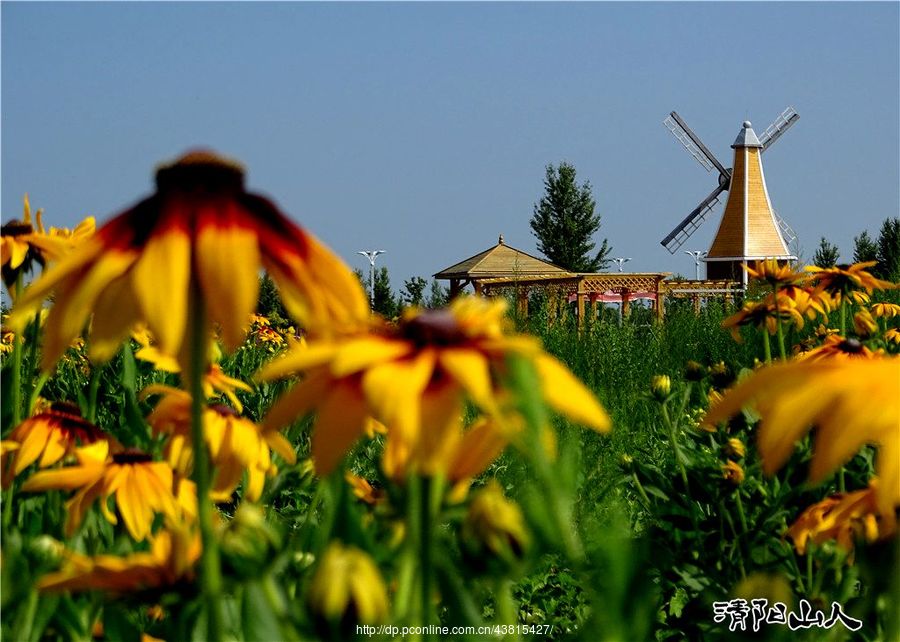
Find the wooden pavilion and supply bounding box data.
[435,236,741,326]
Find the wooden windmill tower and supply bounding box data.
[661,108,800,285]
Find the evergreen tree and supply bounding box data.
[876,217,900,281]
[373,266,399,318]
[812,237,840,268]
[529,162,611,272]
[256,273,290,325]
[426,280,449,308]
[401,276,428,308]
[852,230,879,265]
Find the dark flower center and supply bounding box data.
[401,310,466,347]
[211,404,239,417]
[44,402,106,443]
[156,151,245,194]
[1,220,33,237]
[838,338,864,354]
[112,449,153,464]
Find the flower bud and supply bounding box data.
[684,360,706,382]
[462,481,529,569]
[308,543,389,635]
[723,438,746,460]
[709,362,735,390]
[650,375,671,401]
[220,503,281,579]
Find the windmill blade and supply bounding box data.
[772,210,797,246]
[759,106,799,152]
[660,184,728,254]
[664,111,731,180]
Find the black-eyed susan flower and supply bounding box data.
[38,525,200,593]
[805,261,895,299]
[723,437,746,460]
[721,295,806,342]
[722,460,745,485]
[143,385,295,501]
[744,259,807,287]
[787,481,893,558]
[650,374,671,401]
[307,542,389,628]
[1,402,105,486]
[853,308,878,338]
[8,151,369,372]
[1,195,95,297]
[704,358,900,517]
[871,302,900,319]
[21,441,185,541]
[258,297,610,475]
[886,328,900,345]
[798,335,880,361]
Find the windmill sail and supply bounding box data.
[661,184,727,253]
[772,210,797,245]
[759,107,800,152]
[664,112,730,179]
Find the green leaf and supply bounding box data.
[668,587,689,618]
[241,580,286,642]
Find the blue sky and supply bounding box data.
[2,2,898,290]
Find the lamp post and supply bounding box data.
[358,250,386,309]
[684,250,706,280]
[611,257,632,273]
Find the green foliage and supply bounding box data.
[401,276,428,308]
[256,272,290,326]
[876,217,900,281]
[812,236,840,268]
[853,230,879,265]
[426,280,449,308]
[529,162,611,272]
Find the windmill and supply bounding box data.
[661,107,800,284]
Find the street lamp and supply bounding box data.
[684,250,707,280]
[611,257,631,273]
[357,250,386,309]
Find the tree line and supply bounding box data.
[812,217,900,280]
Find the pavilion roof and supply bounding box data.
[433,235,569,280]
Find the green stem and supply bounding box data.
[27,372,49,417]
[661,404,689,488]
[188,293,224,642]
[495,578,521,641]
[840,300,847,336]
[762,332,772,364]
[838,468,846,493]
[631,470,652,508]
[11,588,39,642]
[24,309,42,405]
[773,285,787,360]
[734,492,748,535]
[419,476,434,637]
[10,273,25,428]
[86,364,102,424]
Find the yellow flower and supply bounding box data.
[704,358,900,516]
[307,543,389,626]
[258,297,610,475]
[345,473,384,506]
[871,302,900,318]
[650,374,671,400]
[724,437,746,460]
[38,525,200,593]
[721,295,805,342]
[462,480,530,563]
[0,325,14,355]
[143,385,295,501]
[1,402,106,486]
[744,259,807,287]
[1,195,95,298]
[853,308,878,338]
[886,328,900,345]
[21,441,187,541]
[722,460,745,485]
[8,151,369,372]
[780,285,833,320]
[788,481,893,557]
[798,335,879,361]
[805,261,895,297]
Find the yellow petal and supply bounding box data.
[534,354,610,432]
[22,464,104,492]
[89,271,142,363]
[196,222,260,350]
[329,337,412,377]
[311,380,368,475]
[438,348,495,412]
[262,368,331,432]
[255,343,340,382]
[362,350,436,442]
[132,229,190,357]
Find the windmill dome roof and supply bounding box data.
[732,121,763,148]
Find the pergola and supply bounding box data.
[435,237,741,327]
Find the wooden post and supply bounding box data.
[449,279,461,299]
[692,294,701,314]
[621,289,631,318]
[655,292,665,323]
[473,280,483,296]
[516,287,528,318]
[577,291,586,332]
